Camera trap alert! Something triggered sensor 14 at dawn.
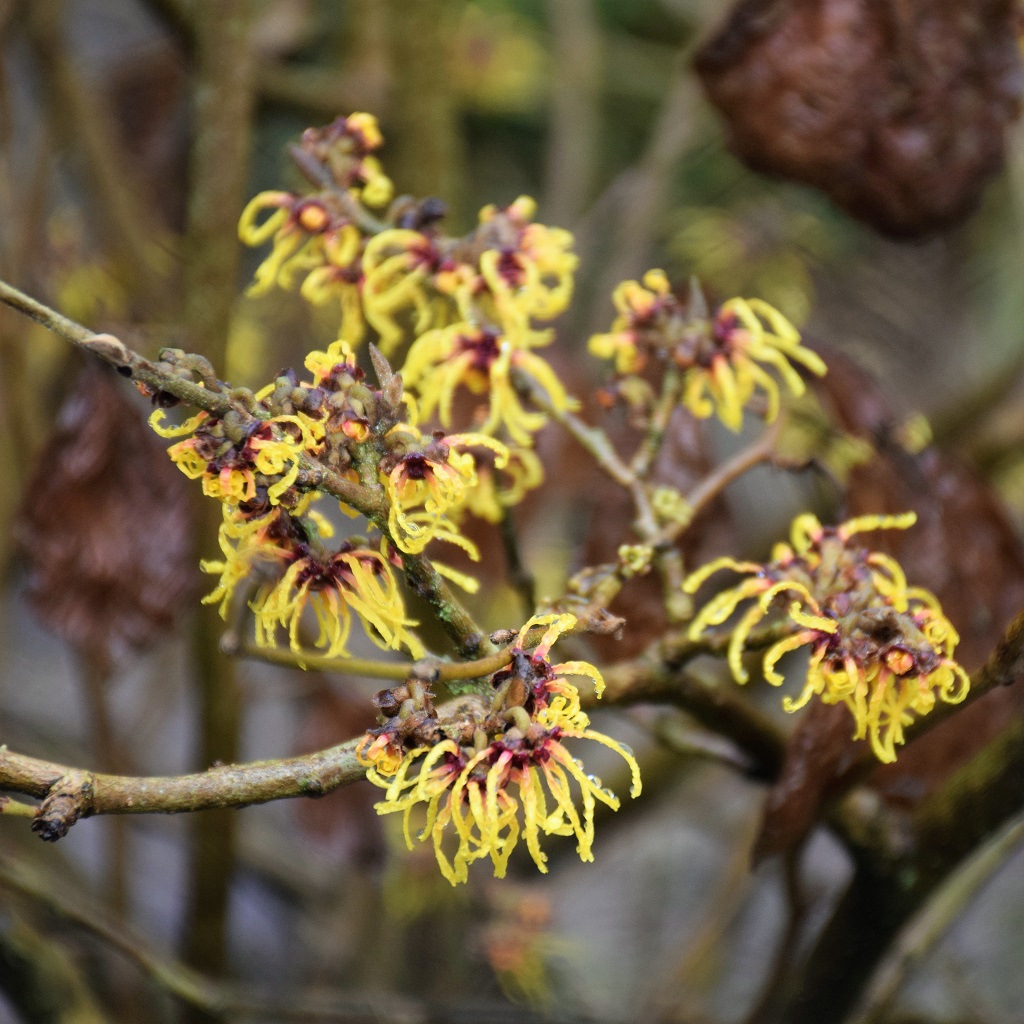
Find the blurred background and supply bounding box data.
[1,1,1023,1022]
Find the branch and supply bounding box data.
[0,740,365,841]
[0,278,233,416]
[514,367,660,539]
[596,628,790,780]
[233,637,518,684]
[0,276,492,658]
[664,416,783,544]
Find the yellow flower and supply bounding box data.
[359,613,640,884]
[200,497,422,659]
[296,112,394,207]
[683,512,970,763]
[474,197,577,325]
[361,229,455,355]
[383,430,510,553]
[302,338,359,387]
[400,323,577,447]
[151,410,324,506]
[455,445,543,524]
[588,269,672,375]
[683,298,826,431]
[200,502,310,617]
[238,192,356,297]
[590,272,827,432]
[252,540,423,660]
[299,229,366,346]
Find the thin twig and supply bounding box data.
[596,629,790,780]
[514,366,660,540]
[653,416,783,547]
[233,639,518,685]
[0,797,36,819]
[630,365,683,479]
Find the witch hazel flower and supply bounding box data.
[683,512,970,763]
[358,613,641,885]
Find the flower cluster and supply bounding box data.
[238,114,579,458]
[377,196,579,449]
[359,614,641,884]
[150,408,324,506]
[589,269,827,431]
[238,113,393,342]
[151,329,497,657]
[203,497,423,660]
[683,512,970,762]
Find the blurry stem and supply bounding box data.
[543,0,601,225]
[596,629,790,780]
[0,851,427,1022]
[587,50,698,338]
[78,654,130,919]
[654,415,783,547]
[383,0,466,219]
[779,713,1024,1024]
[180,0,256,986]
[655,545,690,623]
[499,509,537,618]
[743,847,809,1024]
[649,710,756,774]
[630,366,683,478]
[514,367,660,536]
[842,813,1024,1024]
[23,0,170,308]
[0,910,108,1024]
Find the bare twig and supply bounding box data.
[596,629,790,780]
[233,638,519,685]
[0,796,36,819]
[514,366,660,541]
[646,416,784,549]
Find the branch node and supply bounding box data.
[32,771,95,842]
[84,332,132,369]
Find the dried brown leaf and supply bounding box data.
[695,0,1023,237]
[15,364,195,673]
